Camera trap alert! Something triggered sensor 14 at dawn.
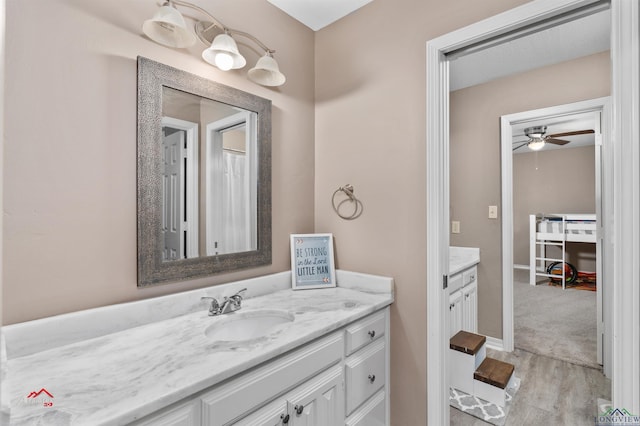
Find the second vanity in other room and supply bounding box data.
[4,270,394,426]
[448,246,480,338]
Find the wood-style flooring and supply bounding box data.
[450,348,611,425]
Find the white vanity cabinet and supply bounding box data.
[461,277,477,333]
[235,365,344,426]
[448,265,478,337]
[448,289,464,338]
[131,307,390,426]
[6,270,395,426]
[344,309,388,425]
[199,331,344,426]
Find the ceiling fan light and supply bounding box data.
[528,139,545,151]
[202,33,247,70]
[142,4,196,48]
[524,125,547,140]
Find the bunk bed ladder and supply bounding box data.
[530,215,567,289]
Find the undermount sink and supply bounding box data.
[204,310,294,342]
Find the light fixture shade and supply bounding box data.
[248,54,286,87]
[528,139,545,151]
[142,5,196,48]
[202,34,246,70]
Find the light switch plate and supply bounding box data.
[452,221,461,233]
[488,205,498,219]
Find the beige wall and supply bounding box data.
[313,0,531,424]
[450,51,610,338]
[3,0,315,324]
[514,146,597,271]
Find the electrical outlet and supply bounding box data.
[451,221,460,234]
[488,205,498,219]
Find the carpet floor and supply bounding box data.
[513,269,598,369]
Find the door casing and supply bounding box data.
[426,1,640,423]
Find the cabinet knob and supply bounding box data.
[295,404,304,415]
[368,374,376,383]
[281,413,290,424]
[368,330,376,339]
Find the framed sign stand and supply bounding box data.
[290,233,336,289]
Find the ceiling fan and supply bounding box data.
[512,125,595,151]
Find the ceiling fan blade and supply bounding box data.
[545,138,570,145]
[547,129,595,138]
[512,142,528,151]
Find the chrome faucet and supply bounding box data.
[201,288,247,316]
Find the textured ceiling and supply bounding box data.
[450,9,610,91]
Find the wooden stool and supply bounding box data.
[473,357,515,407]
[449,330,486,395]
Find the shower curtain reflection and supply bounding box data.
[222,150,252,253]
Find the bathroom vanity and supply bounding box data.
[448,246,480,338]
[4,270,393,426]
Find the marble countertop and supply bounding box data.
[7,274,393,425]
[449,246,480,275]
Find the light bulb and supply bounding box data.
[528,139,545,151]
[215,53,234,71]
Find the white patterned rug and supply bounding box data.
[449,377,521,425]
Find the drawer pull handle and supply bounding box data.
[281,413,290,424]
[295,404,304,415]
[368,374,376,383]
[368,330,376,338]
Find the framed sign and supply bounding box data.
[290,233,336,290]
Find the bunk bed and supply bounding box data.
[529,213,597,289]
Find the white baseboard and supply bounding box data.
[485,336,505,351]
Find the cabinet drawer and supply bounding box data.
[345,339,386,415]
[345,311,386,356]
[345,389,386,426]
[201,332,343,426]
[463,266,477,286]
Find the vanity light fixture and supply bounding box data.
[142,0,286,86]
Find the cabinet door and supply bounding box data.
[287,365,344,426]
[449,290,463,338]
[462,280,477,333]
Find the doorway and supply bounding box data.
[500,98,611,376]
[161,116,199,261]
[426,1,640,424]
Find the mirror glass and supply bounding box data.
[137,57,271,286]
[161,87,257,261]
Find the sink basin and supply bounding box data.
[204,310,294,342]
